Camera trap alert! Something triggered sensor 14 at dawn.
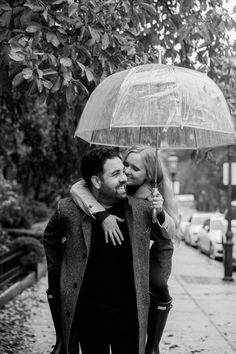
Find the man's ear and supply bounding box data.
[91,175,101,189]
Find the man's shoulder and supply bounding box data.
[58,196,75,207]
[127,195,149,208]
[126,196,152,229]
[127,196,150,217]
[57,197,84,216]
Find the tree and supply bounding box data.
[177,151,225,211]
[1,0,236,106]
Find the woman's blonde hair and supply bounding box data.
[123,145,179,228]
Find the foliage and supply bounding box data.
[210,56,236,122]
[0,172,51,227]
[25,200,51,221]
[0,93,88,201]
[176,147,235,212]
[1,0,236,106]
[0,228,15,255]
[13,100,82,200]
[14,236,45,266]
[0,227,45,264]
[0,173,24,227]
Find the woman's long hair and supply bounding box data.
[123,145,179,228]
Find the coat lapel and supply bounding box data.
[81,215,92,251]
[124,199,133,242]
[125,198,149,354]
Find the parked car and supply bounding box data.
[178,220,190,240]
[177,194,196,240]
[184,212,216,247]
[197,214,236,268]
[198,214,225,259]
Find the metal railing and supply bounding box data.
[0,248,25,287]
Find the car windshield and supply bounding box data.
[191,215,210,225]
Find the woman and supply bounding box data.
[70,145,179,354]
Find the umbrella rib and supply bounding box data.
[91,129,95,145]
[110,124,234,134]
[139,126,142,144]
[193,127,198,150]
[154,128,158,185]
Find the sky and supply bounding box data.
[223,0,236,43]
[224,0,235,13]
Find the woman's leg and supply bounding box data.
[145,239,173,354]
[149,254,171,302]
[149,237,173,301]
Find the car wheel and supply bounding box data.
[209,243,215,260]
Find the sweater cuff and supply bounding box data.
[156,210,165,225]
[94,210,110,224]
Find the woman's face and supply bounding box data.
[123,152,147,186]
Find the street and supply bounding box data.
[1,242,236,354]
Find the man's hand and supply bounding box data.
[102,214,124,245]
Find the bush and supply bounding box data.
[24,200,52,223]
[0,228,15,255]
[0,175,24,228]
[13,236,45,267]
[0,174,51,228]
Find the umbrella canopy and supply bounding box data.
[75,64,236,149]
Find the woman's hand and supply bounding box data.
[148,189,164,214]
[101,214,124,246]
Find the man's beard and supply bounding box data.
[115,183,127,199]
[100,183,127,203]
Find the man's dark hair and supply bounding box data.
[81,146,121,189]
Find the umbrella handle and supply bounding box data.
[152,186,159,223]
[152,208,158,223]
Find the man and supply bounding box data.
[43,147,174,354]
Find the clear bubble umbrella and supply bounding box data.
[75,64,235,151]
[74,64,236,221]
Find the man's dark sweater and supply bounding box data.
[79,201,136,308]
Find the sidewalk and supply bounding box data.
[1,242,236,354]
[161,242,236,354]
[0,274,55,354]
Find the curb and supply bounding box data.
[0,258,47,308]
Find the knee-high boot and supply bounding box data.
[47,290,66,354]
[145,295,172,354]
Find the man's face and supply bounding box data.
[98,157,127,203]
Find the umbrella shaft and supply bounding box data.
[154,145,158,184]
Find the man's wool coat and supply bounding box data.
[43,196,174,354]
